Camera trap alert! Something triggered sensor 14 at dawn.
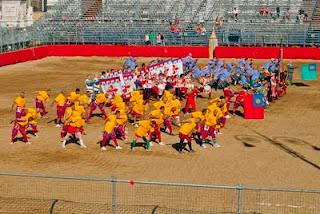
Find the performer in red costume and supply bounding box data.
[185,88,199,113]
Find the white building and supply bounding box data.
[0,0,33,28]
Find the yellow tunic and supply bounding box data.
[135,120,152,137]
[95,93,107,104]
[79,94,91,105]
[179,119,197,135]
[37,91,49,102]
[55,93,66,106]
[15,96,26,107]
[68,92,81,103]
[149,109,164,125]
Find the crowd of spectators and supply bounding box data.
[142,3,312,45]
[223,4,310,24]
[195,23,206,35]
[297,8,309,23]
[169,15,181,33]
[258,5,308,24]
[214,16,224,27]
[145,32,165,45]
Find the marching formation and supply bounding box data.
[10,56,289,153]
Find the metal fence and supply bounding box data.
[1,26,320,54]
[0,172,319,213]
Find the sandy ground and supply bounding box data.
[0,56,319,193]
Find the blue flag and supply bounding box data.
[253,93,265,107]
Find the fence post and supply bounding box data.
[111,176,117,214]
[236,184,243,214]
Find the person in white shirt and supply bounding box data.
[156,33,161,45]
[145,33,150,45]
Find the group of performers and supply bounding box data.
[10,57,290,153]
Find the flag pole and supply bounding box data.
[208,30,217,59]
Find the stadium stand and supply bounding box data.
[0,0,320,52]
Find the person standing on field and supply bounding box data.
[287,62,296,86]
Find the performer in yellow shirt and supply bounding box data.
[11,91,26,119]
[216,99,226,134]
[178,118,200,153]
[130,90,143,103]
[148,106,165,145]
[68,88,81,104]
[162,89,174,102]
[111,95,126,112]
[131,99,148,126]
[74,101,88,133]
[208,97,225,134]
[61,105,87,149]
[113,95,123,104]
[77,92,91,121]
[26,107,41,137]
[35,89,51,117]
[88,93,107,119]
[53,90,66,127]
[153,100,165,109]
[218,97,230,129]
[190,109,206,145]
[60,103,74,141]
[200,107,221,148]
[131,120,156,151]
[167,96,181,126]
[78,92,91,106]
[163,105,176,135]
[11,111,32,144]
[191,110,205,121]
[115,110,128,141]
[101,112,122,151]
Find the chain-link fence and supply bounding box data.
[0,172,319,213]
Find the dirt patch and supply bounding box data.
[0,56,319,191]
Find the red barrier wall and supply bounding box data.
[46,45,208,58]
[34,46,49,59]
[215,46,320,60]
[215,46,281,59]
[1,45,320,67]
[0,48,39,67]
[0,45,208,67]
[282,47,320,60]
